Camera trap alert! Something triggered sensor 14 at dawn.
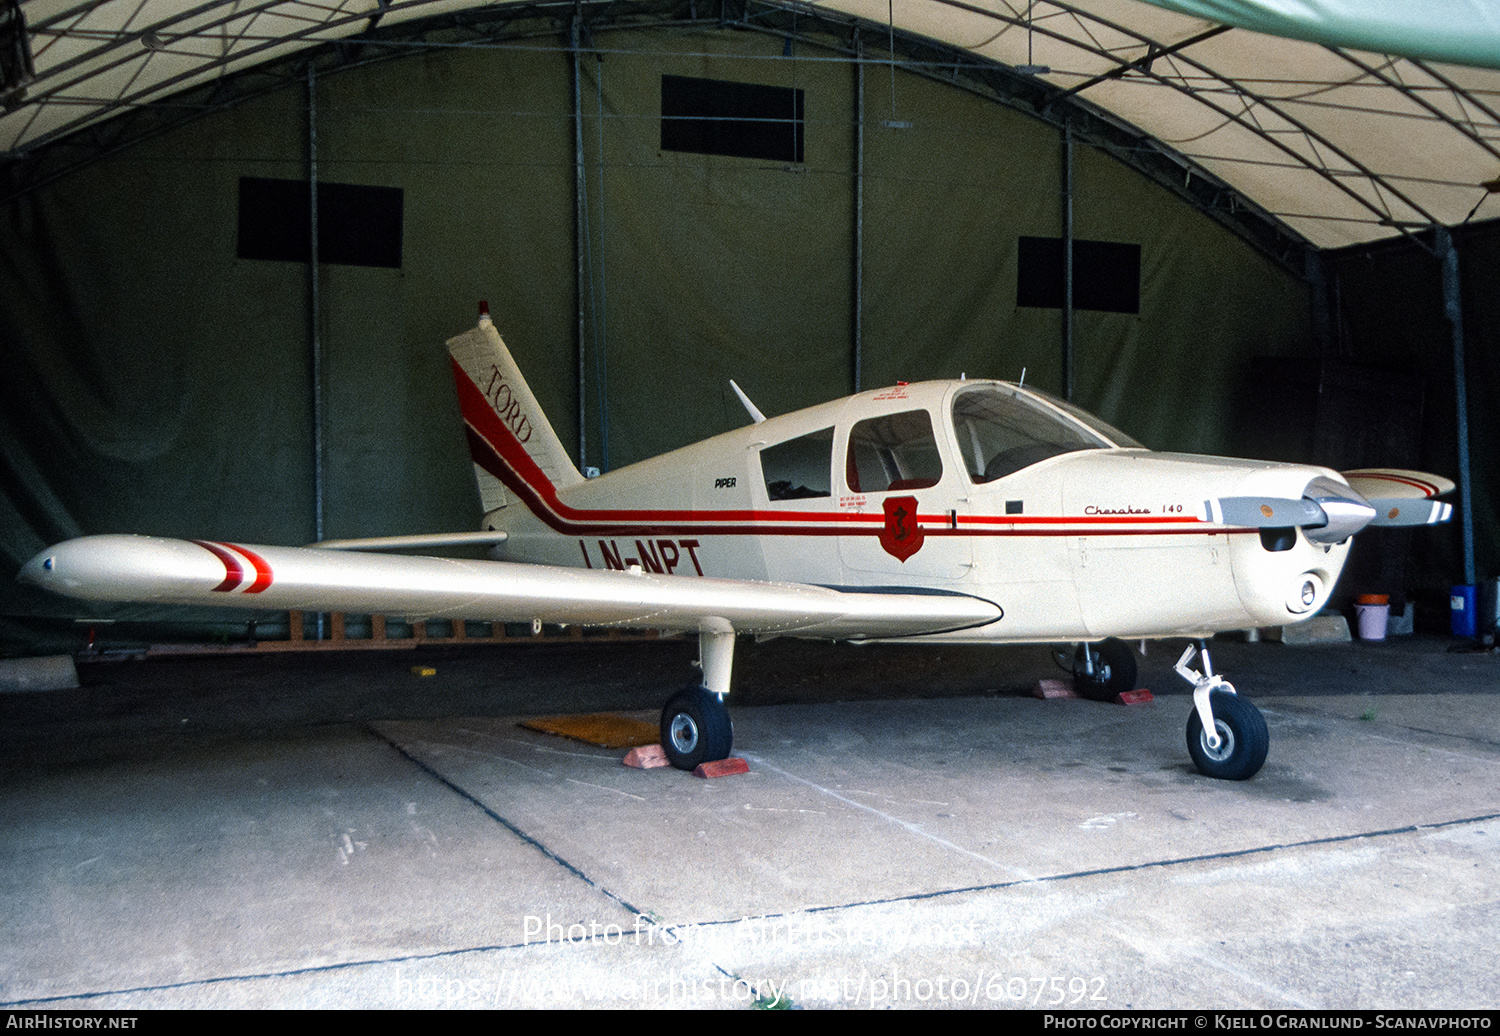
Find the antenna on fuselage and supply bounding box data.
[729,379,767,424]
[1018,367,1027,387]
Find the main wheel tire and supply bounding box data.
[660,685,733,771]
[1186,690,1269,780]
[1073,637,1138,701]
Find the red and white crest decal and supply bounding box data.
[879,495,924,562]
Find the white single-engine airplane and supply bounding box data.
[20,305,1455,780]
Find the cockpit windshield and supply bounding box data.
[952,386,1140,483]
[1023,387,1145,451]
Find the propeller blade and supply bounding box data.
[1366,498,1453,527]
[1210,476,1378,544]
[1211,497,1325,528]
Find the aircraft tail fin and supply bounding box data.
[447,305,584,514]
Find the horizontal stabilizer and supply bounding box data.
[1342,469,1455,500]
[308,531,510,552]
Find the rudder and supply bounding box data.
[447,305,584,516]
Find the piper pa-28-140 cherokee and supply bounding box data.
[20,305,1455,780]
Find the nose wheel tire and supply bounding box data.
[1186,690,1268,780]
[660,685,733,771]
[1073,637,1138,701]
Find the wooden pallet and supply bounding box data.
[257,611,670,651]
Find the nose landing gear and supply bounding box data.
[1176,642,1268,780]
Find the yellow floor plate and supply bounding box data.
[519,713,660,749]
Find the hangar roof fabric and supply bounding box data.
[4,0,1500,248]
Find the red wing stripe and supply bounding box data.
[192,540,244,592]
[191,540,274,593]
[221,543,274,593]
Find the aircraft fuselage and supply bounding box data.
[476,379,1351,644]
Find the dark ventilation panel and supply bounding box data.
[661,74,804,163]
[1016,236,1141,314]
[237,177,404,268]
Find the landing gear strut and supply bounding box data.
[1176,641,1268,780]
[1068,637,1139,701]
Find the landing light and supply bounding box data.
[1287,574,1323,614]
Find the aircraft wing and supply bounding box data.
[18,535,1002,640]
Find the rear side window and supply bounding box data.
[760,427,833,500]
[846,410,943,492]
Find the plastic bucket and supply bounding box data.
[1355,604,1389,641]
[1451,585,1478,639]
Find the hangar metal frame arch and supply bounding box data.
[7,0,1500,252]
[3,0,1328,276]
[7,0,1497,254]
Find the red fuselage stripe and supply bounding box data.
[454,360,1230,539]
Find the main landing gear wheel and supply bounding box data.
[1073,637,1138,701]
[660,685,733,771]
[1186,689,1269,781]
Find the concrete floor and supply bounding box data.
[1,634,1497,1009]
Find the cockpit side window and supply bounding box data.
[952,387,1112,483]
[846,409,943,493]
[760,427,834,500]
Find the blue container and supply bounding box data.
[1451,585,1478,638]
